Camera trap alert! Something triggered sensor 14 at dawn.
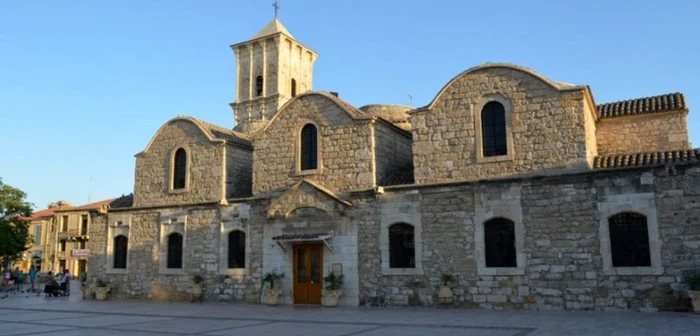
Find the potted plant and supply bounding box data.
[95,279,109,301]
[192,274,204,302]
[685,273,700,313]
[262,270,285,306]
[438,274,455,305]
[323,272,344,307]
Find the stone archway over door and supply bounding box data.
[293,244,323,304]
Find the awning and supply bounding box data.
[272,232,334,252]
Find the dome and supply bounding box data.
[358,104,412,131]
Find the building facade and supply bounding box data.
[32,198,132,276]
[87,19,700,310]
[14,202,74,272]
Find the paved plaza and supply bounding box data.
[0,283,699,335]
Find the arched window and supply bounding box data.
[609,212,651,267]
[389,223,415,268]
[113,235,128,269]
[481,101,507,157]
[167,233,183,269]
[256,75,264,96]
[484,218,516,267]
[173,148,187,190]
[227,230,246,269]
[300,124,318,170]
[291,78,297,97]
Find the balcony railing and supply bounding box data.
[57,229,89,240]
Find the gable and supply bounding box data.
[266,179,352,219]
[137,116,251,157]
[252,92,371,140]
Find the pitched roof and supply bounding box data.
[593,149,700,169]
[192,117,252,148]
[597,92,687,119]
[54,198,116,212]
[30,204,74,220]
[252,19,293,40]
[137,116,252,156]
[108,194,134,209]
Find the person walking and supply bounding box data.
[60,269,72,296]
[15,270,25,292]
[29,266,37,293]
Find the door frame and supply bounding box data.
[292,243,324,304]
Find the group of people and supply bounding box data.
[1,266,72,297]
[2,266,38,292]
[43,269,72,297]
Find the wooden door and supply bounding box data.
[293,244,323,304]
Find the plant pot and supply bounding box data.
[323,289,343,307]
[438,285,454,304]
[266,288,282,306]
[95,287,109,301]
[689,290,700,313]
[192,283,203,301]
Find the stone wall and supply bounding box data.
[411,66,593,185]
[582,95,598,165]
[596,113,690,155]
[357,165,700,311]
[374,121,412,185]
[88,205,262,303]
[253,93,374,194]
[226,144,253,198]
[133,120,224,207]
[260,205,360,306]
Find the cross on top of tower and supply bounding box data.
[272,0,280,18]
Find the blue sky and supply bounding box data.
[1,1,698,210]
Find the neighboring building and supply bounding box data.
[42,197,132,276]
[87,18,700,311]
[14,202,74,272]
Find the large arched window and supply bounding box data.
[173,148,187,190]
[256,75,264,96]
[481,101,507,157]
[484,218,516,267]
[300,124,318,170]
[609,212,651,267]
[291,78,297,97]
[228,230,246,269]
[113,235,128,269]
[167,233,183,269]
[389,223,415,268]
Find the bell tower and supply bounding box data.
[230,16,318,134]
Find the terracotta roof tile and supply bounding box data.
[593,149,700,169]
[54,198,116,212]
[597,93,687,119]
[30,204,74,220]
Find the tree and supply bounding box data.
[0,178,33,268]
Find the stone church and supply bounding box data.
[88,18,700,310]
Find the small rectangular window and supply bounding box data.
[34,225,42,246]
[62,216,69,232]
[609,213,651,267]
[80,215,88,235]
